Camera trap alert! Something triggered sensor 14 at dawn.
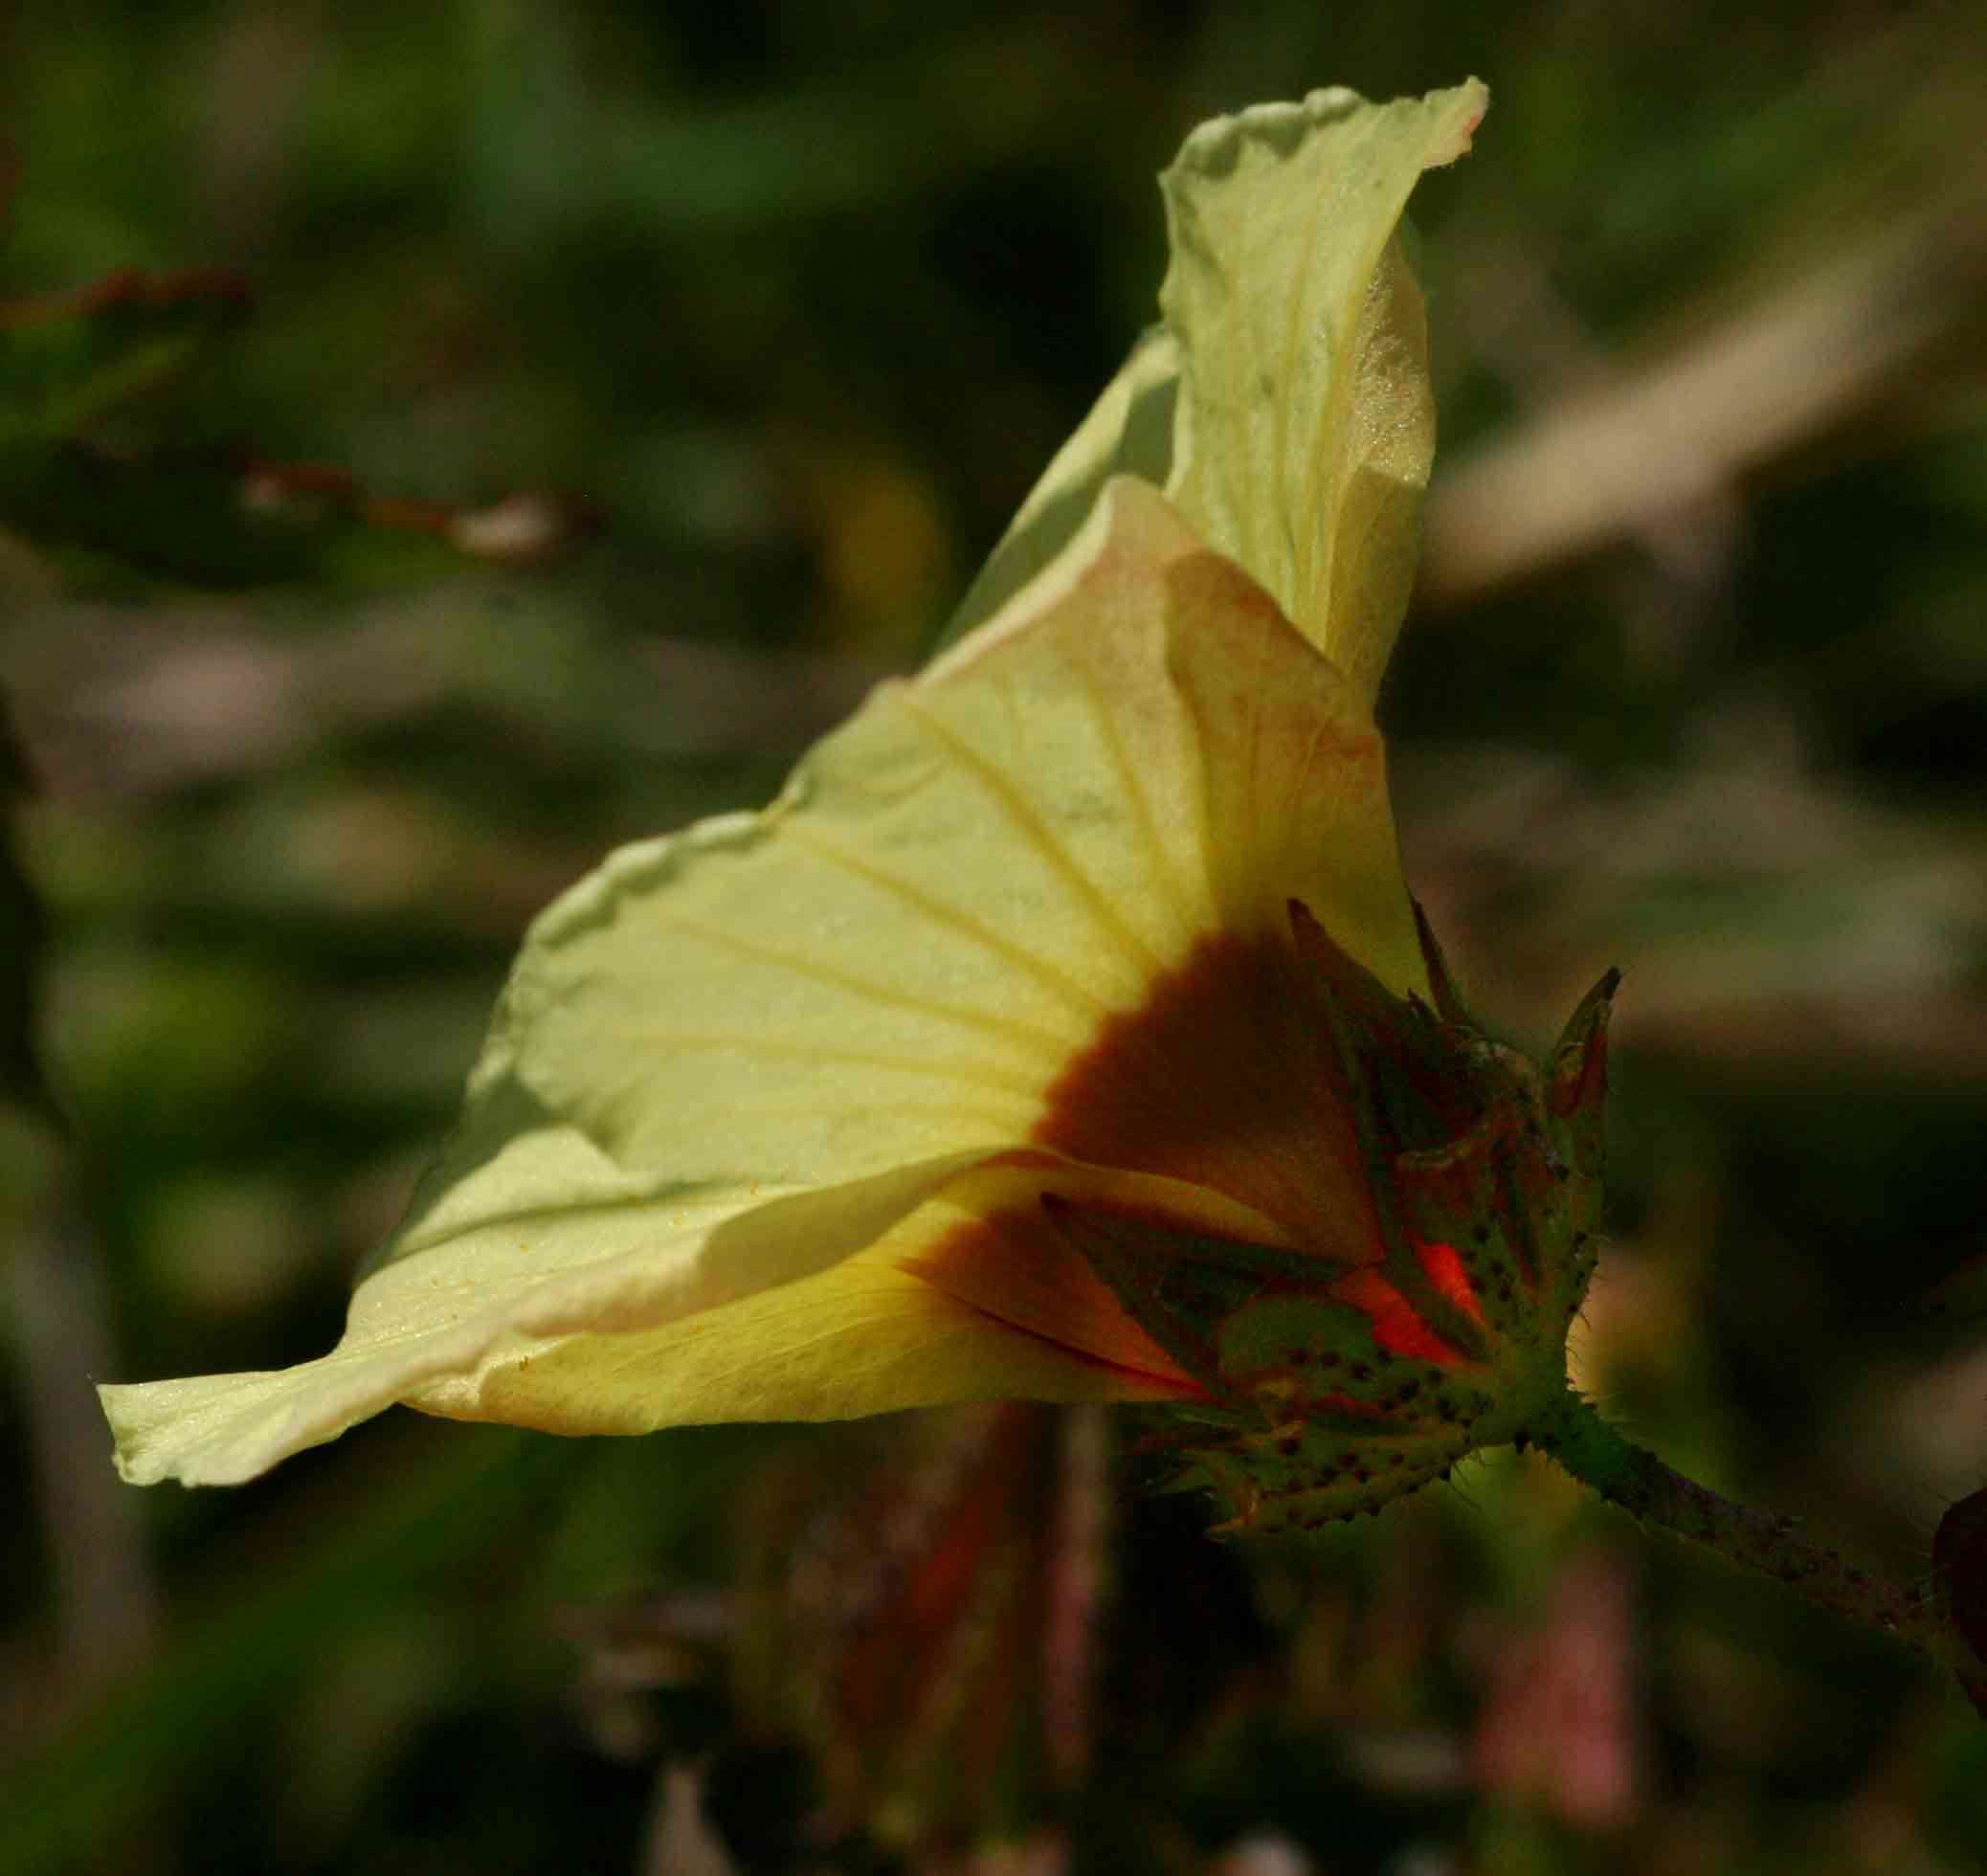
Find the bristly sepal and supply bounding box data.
[1412,895,1475,1028]
[1044,906,1618,1538]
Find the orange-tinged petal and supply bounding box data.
[100,478,1423,1484]
[410,1225,1194,1436]
[901,1154,1290,1396]
[97,85,1483,1488]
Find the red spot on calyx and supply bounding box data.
[1329,1243,1485,1367]
[1330,1271,1460,1365]
[1418,1239,1486,1326]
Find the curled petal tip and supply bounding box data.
[1440,78,1490,161]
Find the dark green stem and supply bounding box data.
[1527,1388,1951,1664]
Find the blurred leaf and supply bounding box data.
[0,270,590,588]
[0,1432,568,1876]
[0,692,57,1128]
[0,268,251,449]
[467,13,1145,240]
[731,1405,1110,1851]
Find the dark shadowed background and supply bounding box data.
[4,4,1987,1871]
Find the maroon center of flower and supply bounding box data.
[1032,930,1381,1261]
[909,928,1489,1389]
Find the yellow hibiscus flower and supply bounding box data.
[105,83,1625,1538]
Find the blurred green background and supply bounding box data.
[5,4,1987,1871]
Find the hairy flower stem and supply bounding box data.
[1526,1387,1951,1664]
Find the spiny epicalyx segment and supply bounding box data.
[1046,902,1618,1538]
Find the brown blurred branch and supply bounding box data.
[1422,172,1987,606]
[1400,733,1987,1077]
[236,460,594,567]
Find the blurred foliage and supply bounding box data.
[4,3,1987,1872]
[0,691,57,1127]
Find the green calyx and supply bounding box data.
[1047,904,1619,1535]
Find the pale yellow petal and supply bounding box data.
[935,326,1180,655]
[411,1156,1275,1435]
[101,71,1485,1484]
[923,475,1421,973]
[410,1252,1150,1431]
[1152,526,1423,985]
[103,1146,1261,1484]
[102,473,1422,1485]
[102,1146,983,1484]
[1161,81,1485,706]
